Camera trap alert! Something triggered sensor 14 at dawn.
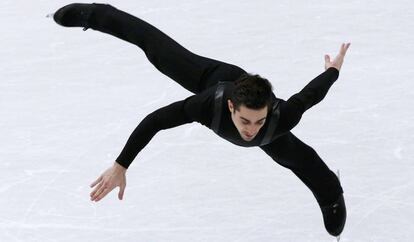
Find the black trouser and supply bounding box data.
[88,4,246,94]
[88,4,342,206]
[261,133,343,206]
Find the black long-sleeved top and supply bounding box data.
[116,67,339,169]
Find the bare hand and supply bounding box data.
[90,162,127,202]
[325,43,351,71]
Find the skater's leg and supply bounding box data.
[260,132,346,236]
[54,3,246,93]
[260,132,343,206]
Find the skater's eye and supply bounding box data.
[241,120,265,125]
[240,117,266,125]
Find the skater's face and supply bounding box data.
[227,100,268,141]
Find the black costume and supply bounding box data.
[56,3,344,215]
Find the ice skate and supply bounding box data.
[53,3,97,30]
[320,193,346,236]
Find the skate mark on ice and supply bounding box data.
[16,127,122,238]
[0,176,32,193]
[351,179,414,230]
[17,169,71,237]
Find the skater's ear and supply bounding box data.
[227,99,235,113]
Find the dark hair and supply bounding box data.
[230,73,273,112]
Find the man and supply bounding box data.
[53,3,351,237]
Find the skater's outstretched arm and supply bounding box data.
[115,91,213,169]
[277,43,351,132]
[89,91,213,202]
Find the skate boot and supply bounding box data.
[53,3,97,30]
[320,193,346,237]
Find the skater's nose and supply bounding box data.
[245,126,257,136]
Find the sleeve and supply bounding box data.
[115,92,212,169]
[276,67,340,132]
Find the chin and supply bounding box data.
[243,135,255,141]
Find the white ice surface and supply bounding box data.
[1,0,413,241]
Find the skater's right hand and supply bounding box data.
[324,43,351,71]
[90,162,127,202]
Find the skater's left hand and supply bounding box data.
[324,43,351,71]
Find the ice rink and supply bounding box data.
[1,0,413,241]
